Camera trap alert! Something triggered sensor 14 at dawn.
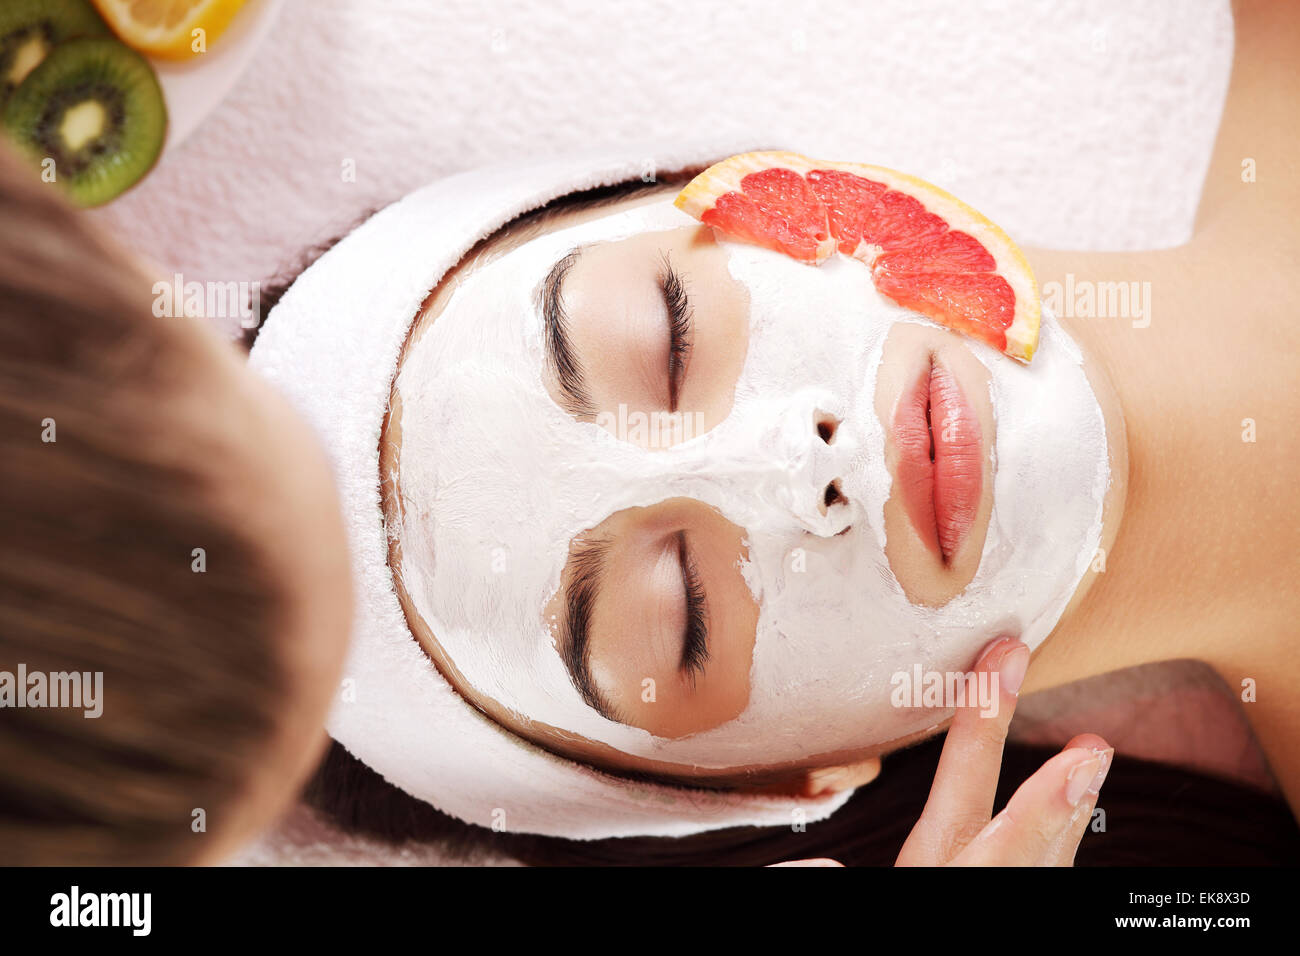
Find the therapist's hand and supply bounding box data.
[771,636,1113,867]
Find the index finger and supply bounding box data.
[897,635,1029,865]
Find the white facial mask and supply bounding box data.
[393,197,1110,768]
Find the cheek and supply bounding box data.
[692,514,760,724]
[699,519,958,761]
[680,236,752,427]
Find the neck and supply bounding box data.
[1022,242,1296,695]
[1019,0,1300,814]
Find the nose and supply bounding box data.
[813,410,846,516]
[695,391,858,538]
[779,399,859,536]
[641,391,862,537]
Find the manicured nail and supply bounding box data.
[1000,644,1030,697]
[1066,754,1104,806]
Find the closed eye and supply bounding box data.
[658,253,694,412]
[675,530,709,686]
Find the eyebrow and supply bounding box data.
[539,248,597,418]
[556,536,627,724]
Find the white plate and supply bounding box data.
[149,0,285,150]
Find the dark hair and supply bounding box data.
[304,731,1300,866]
[0,144,293,865]
[256,173,1300,867]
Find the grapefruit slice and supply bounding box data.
[675,151,1040,363]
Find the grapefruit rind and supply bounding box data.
[674,150,1040,364]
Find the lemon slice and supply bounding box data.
[91,0,246,60]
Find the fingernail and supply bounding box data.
[1087,747,1114,796]
[999,644,1030,697]
[974,637,1011,669]
[767,858,844,867]
[1066,754,1103,806]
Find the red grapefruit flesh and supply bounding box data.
[674,151,1040,363]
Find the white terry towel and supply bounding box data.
[94,0,1231,309]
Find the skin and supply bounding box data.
[554,228,750,432]
[1022,0,1300,816]
[555,498,760,738]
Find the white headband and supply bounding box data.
[248,146,855,839]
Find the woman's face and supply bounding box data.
[381,184,1121,781]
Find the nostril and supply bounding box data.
[816,411,840,445]
[823,480,844,509]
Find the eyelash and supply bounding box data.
[675,531,710,685]
[658,256,694,412]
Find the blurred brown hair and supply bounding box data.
[0,145,291,864]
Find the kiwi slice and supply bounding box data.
[4,37,167,207]
[0,0,108,108]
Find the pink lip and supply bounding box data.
[892,359,983,563]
